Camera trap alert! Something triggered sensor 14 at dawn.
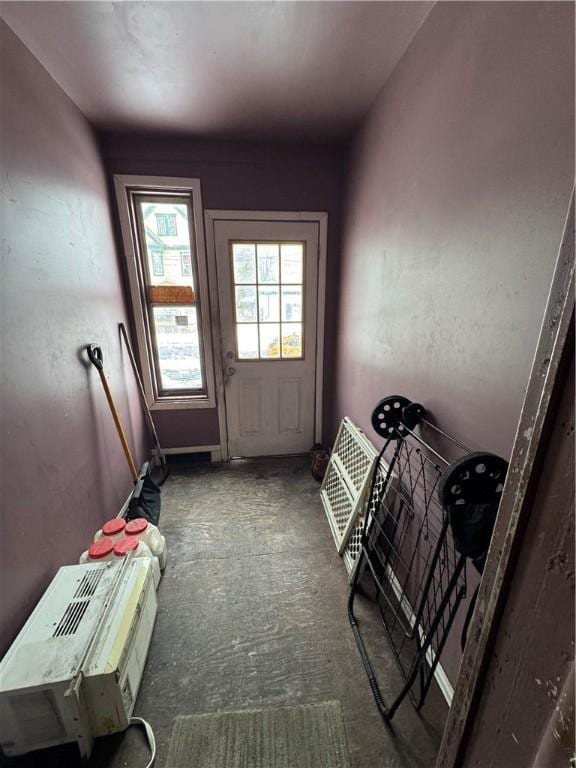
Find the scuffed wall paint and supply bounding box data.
[0,22,147,654]
[530,662,575,768]
[332,1,574,686]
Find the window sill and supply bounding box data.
[150,396,216,411]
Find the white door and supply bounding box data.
[214,219,320,457]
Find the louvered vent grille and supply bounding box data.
[52,600,90,637]
[73,568,105,599]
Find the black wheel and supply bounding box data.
[371,395,412,440]
[439,452,508,563]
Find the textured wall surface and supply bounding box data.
[332,1,574,684]
[0,22,147,654]
[100,134,346,448]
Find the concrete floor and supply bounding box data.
[3,457,447,768]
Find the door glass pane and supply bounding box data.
[152,306,203,389]
[235,286,257,322]
[281,323,303,358]
[281,286,302,322]
[233,244,256,283]
[139,201,194,289]
[281,244,303,284]
[230,241,304,361]
[258,286,280,322]
[237,324,259,359]
[259,324,280,358]
[257,244,279,283]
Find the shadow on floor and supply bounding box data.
[1,457,447,768]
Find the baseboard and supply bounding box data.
[117,487,135,519]
[385,566,454,706]
[429,650,455,706]
[152,445,222,462]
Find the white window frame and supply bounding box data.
[114,175,216,410]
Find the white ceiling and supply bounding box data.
[2,1,433,139]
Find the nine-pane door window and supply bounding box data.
[231,242,304,360]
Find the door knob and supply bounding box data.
[226,366,236,376]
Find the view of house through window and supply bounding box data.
[232,242,304,360]
[134,196,205,394]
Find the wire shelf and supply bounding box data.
[366,438,466,711]
[346,395,506,722]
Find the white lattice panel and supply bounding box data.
[335,425,375,494]
[320,418,376,554]
[343,458,390,578]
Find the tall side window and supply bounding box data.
[114,177,215,409]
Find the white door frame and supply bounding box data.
[205,210,328,461]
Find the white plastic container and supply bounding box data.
[113,536,160,589]
[124,518,167,570]
[112,535,151,559]
[79,539,115,564]
[93,518,126,543]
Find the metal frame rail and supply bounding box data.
[348,395,508,722]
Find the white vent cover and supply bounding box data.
[0,559,158,759]
[320,418,377,555]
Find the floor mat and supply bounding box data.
[165,700,351,768]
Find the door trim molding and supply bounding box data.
[204,210,328,461]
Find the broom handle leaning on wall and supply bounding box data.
[119,322,168,474]
[87,344,139,482]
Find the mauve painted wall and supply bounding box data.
[99,134,346,449]
[0,23,147,654]
[332,1,574,686]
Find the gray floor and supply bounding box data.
[3,457,447,768]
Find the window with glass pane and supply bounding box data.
[134,196,205,394]
[156,213,177,236]
[232,242,304,360]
